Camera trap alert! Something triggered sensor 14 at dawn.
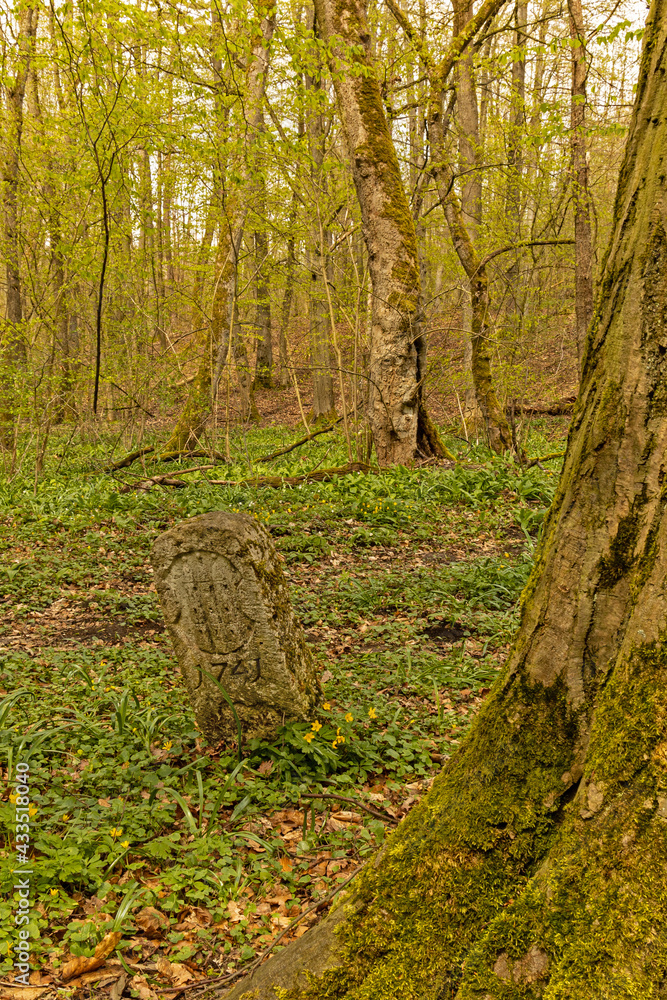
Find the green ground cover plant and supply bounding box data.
[0,420,565,996]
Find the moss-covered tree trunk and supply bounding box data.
[223,2,667,995]
[312,0,442,466]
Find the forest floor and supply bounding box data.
[0,418,567,1000]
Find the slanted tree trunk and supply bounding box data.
[569,0,594,369]
[223,2,667,996]
[313,0,443,466]
[429,102,514,455]
[453,0,482,433]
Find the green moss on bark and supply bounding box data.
[454,636,667,998]
[272,675,580,1000]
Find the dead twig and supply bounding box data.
[184,870,360,998]
[300,791,398,824]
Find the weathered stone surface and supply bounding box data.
[151,512,320,742]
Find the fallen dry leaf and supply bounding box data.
[169,964,194,987]
[279,856,293,873]
[135,907,169,937]
[257,760,273,775]
[0,989,50,1000]
[109,973,127,1000]
[156,956,171,980]
[130,975,157,1000]
[156,956,193,985]
[61,930,121,981]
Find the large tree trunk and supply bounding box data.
[222,1,667,995]
[313,0,442,466]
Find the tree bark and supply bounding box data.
[569,0,594,370]
[313,0,440,466]
[222,1,667,995]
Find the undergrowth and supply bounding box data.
[0,420,565,993]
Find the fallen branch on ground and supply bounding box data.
[506,398,576,417]
[157,448,229,463]
[119,465,216,493]
[207,461,374,489]
[526,451,565,469]
[104,446,155,471]
[256,418,343,464]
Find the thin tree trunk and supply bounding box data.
[0,4,37,440]
[164,1,274,452]
[278,196,298,389]
[505,0,527,274]
[305,14,336,420]
[569,0,594,368]
[430,99,513,454]
[253,149,273,390]
[454,0,482,431]
[224,4,667,995]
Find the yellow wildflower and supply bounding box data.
[162,741,173,751]
[345,713,353,723]
[311,721,322,732]
[50,888,58,896]
[323,702,331,711]
[304,732,314,743]
[62,815,70,821]
[368,707,377,719]
[109,827,123,839]
[120,841,130,849]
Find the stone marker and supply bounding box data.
[151,511,320,742]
